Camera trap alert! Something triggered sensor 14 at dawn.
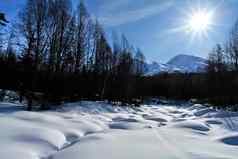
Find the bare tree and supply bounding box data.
[18,0,36,66]
[18,0,48,70]
[111,31,121,73]
[62,15,77,72]
[207,44,226,73]
[74,1,92,72]
[33,0,48,70]
[227,20,238,71]
[46,0,72,72]
[134,48,146,75]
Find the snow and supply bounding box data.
[145,54,208,75]
[167,54,208,73]
[145,62,183,75]
[171,120,210,131]
[0,101,238,159]
[218,134,238,146]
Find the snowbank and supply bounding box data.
[171,120,210,132]
[0,101,238,159]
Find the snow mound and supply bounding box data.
[144,116,168,122]
[14,127,66,150]
[51,130,167,159]
[193,108,215,117]
[13,111,104,138]
[109,122,147,130]
[168,110,183,114]
[1,101,238,159]
[205,119,223,125]
[113,118,140,123]
[203,111,238,118]
[172,120,210,132]
[0,117,67,159]
[172,118,187,122]
[218,134,238,146]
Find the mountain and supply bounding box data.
[145,54,207,75]
[145,62,182,76]
[167,54,208,73]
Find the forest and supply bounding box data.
[0,0,238,110]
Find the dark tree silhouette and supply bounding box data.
[3,0,238,111]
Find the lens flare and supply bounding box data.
[188,9,213,34]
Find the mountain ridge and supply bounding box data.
[145,54,208,75]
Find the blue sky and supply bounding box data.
[1,0,238,63]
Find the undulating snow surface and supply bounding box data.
[0,101,238,159]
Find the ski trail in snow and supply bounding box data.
[152,124,190,159]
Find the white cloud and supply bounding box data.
[98,0,174,27]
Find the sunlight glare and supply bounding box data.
[188,10,213,33]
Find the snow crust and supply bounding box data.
[0,101,238,159]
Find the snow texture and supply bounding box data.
[0,101,238,159]
[146,54,207,75]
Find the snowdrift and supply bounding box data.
[0,101,238,159]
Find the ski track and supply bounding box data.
[152,128,189,159]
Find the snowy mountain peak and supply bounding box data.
[145,54,208,75]
[167,54,207,72]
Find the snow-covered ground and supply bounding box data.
[0,101,238,159]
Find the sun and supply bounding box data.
[167,5,217,41]
[189,11,212,32]
[187,9,214,36]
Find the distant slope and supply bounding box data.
[145,62,182,76]
[145,54,207,75]
[167,54,208,73]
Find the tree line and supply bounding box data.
[0,0,146,110]
[205,20,238,107]
[1,0,238,110]
[140,20,238,109]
